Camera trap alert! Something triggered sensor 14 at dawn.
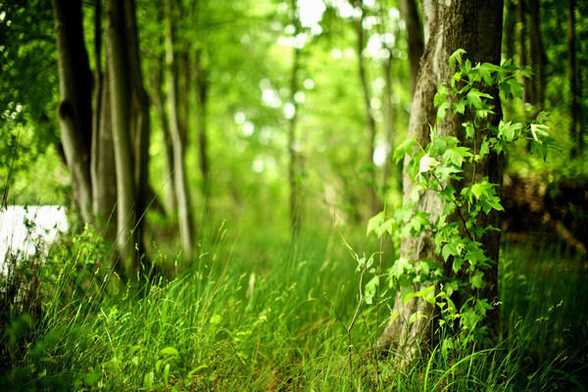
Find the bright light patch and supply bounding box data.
[298,0,325,34]
[234,111,246,125]
[373,143,389,167]
[284,102,296,120]
[242,121,255,136]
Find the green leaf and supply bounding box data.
[160,346,179,357]
[364,275,380,305]
[449,48,467,68]
[466,89,492,110]
[530,123,549,144]
[470,271,484,289]
[418,154,439,175]
[393,138,416,163]
[443,146,472,167]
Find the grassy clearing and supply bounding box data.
[1,225,587,391]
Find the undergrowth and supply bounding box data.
[1,225,587,391]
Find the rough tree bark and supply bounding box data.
[377,0,503,365]
[354,0,379,215]
[52,0,94,225]
[106,0,140,273]
[399,0,424,94]
[165,0,195,258]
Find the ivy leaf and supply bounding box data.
[466,89,492,110]
[443,146,472,167]
[462,122,475,139]
[530,123,549,144]
[470,271,484,289]
[449,48,467,68]
[367,211,385,237]
[393,138,416,163]
[418,154,439,175]
[390,257,411,280]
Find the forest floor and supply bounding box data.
[1,225,588,391]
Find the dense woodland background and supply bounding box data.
[1,0,588,390]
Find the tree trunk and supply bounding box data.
[124,0,151,257]
[528,0,546,108]
[399,0,424,94]
[52,0,94,225]
[195,49,210,217]
[517,0,534,104]
[568,0,582,155]
[287,0,303,237]
[381,51,396,195]
[165,0,195,258]
[503,0,516,61]
[377,0,503,365]
[153,42,178,216]
[354,0,379,216]
[92,62,117,240]
[106,0,139,274]
[90,0,117,240]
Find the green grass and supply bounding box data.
[1,225,587,391]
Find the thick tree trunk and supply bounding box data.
[377,0,503,365]
[106,0,139,274]
[166,0,195,258]
[354,0,379,215]
[568,0,582,155]
[52,0,94,225]
[399,0,424,94]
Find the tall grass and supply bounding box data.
[1,225,586,391]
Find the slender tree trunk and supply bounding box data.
[194,49,210,217]
[518,0,534,104]
[504,0,516,61]
[52,0,94,225]
[92,62,117,240]
[399,0,424,94]
[124,0,151,258]
[90,0,117,240]
[287,0,302,237]
[354,0,379,215]
[377,0,503,365]
[153,45,178,215]
[528,0,546,108]
[106,0,139,274]
[381,51,396,195]
[166,0,195,258]
[568,0,582,155]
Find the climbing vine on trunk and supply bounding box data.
[368,51,550,356]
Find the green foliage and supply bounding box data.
[368,51,550,350]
